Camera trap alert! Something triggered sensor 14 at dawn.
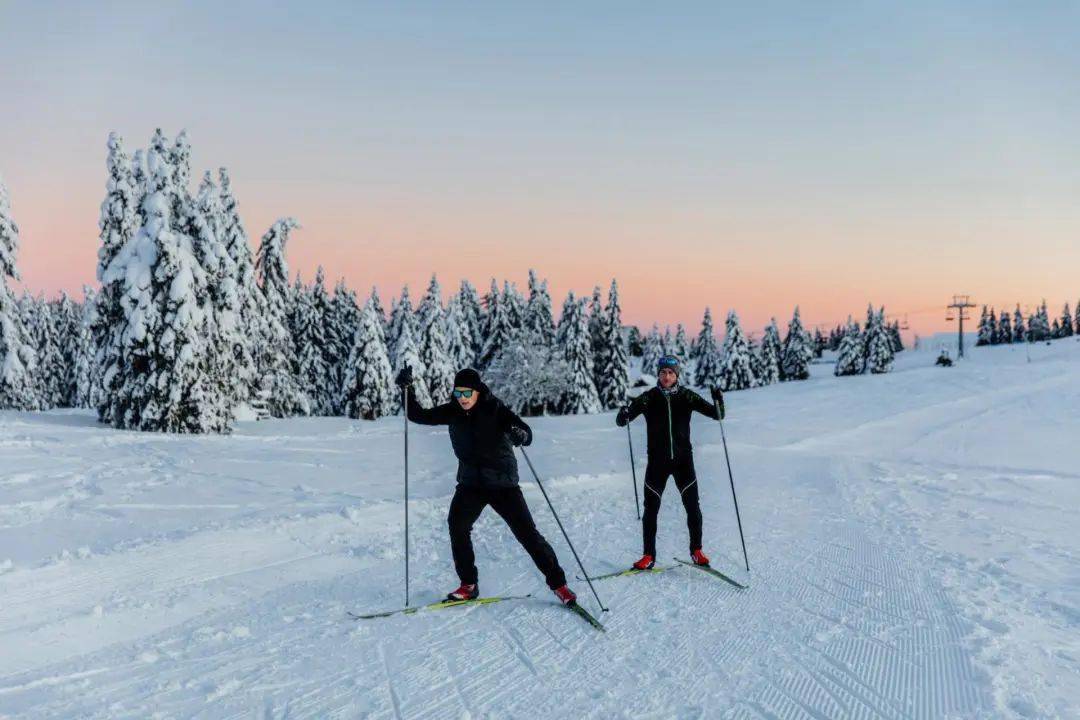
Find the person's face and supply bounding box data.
[455,387,479,410]
[658,368,678,388]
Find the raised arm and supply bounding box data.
[405,391,455,426]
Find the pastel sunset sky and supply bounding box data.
[2,2,1079,339]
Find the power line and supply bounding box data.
[946,295,976,359]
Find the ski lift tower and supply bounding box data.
[946,295,976,358]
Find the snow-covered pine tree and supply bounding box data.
[0,175,36,410]
[190,171,248,415]
[525,270,556,347]
[693,309,723,389]
[73,286,99,408]
[52,292,80,406]
[998,308,1012,346]
[444,295,472,369]
[341,299,396,420]
[479,280,514,368]
[502,281,526,341]
[392,312,431,410]
[419,275,455,401]
[626,325,643,357]
[218,168,263,402]
[368,286,387,340]
[975,305,991,346]
[641,323,664,379]
[662,326,673,357]
[588,284,605,354]
[834,318,864,376]
[761,318,784,381]
[812,327,826,358]
[1052,318,1062,339]
[387,285,417,363]
[781,306,812,381]
[30,298,65,409]
[866,308,895,374]
[756,323,781,385]
[990,307,1002,345]
[719,310,757,391]
[1013,305,1026,343]
[254,217,309,417]
[458,280,484,363]
[595,279,629,409]
[1030,301,1051,341]
[94,132,141,423]
[106,144,224,432]
[328,278,360,413]
[888,321,903,352]
[1061,303,1074,338]
[556,292,601,414]
[293,268,334,415]
[672,323,691,376]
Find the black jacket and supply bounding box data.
[617,385,719,460]
[406,383,532,488]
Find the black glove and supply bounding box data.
[615,405,631,427]
[507,426,531,447]
[710,387,725,419]
[394,366,413,388]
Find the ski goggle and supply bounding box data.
[452,389,475,398]
[657,356,680,372]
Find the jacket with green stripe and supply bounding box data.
[617,385,720,461]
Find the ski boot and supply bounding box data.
[446,583,479,601]
[690,548,710,567]
[632,554,655,570]
[553,585,577,606]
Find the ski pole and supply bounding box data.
[403,384,410,607]
[626,422,641,520]
[715,395,750,572]
[518,447,608,612]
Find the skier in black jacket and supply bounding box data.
[395,366,578,606]
[616,355,725,570]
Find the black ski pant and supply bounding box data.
[642,455,703,557]
[448,484,567,590]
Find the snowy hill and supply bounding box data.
[1,339,1078,718]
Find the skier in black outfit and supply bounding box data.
[616,355,725,570]
[395,366,578,606]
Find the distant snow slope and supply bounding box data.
[1,338,1077,718]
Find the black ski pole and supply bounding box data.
[403,384,410,607]
[715,395,749,572]
[626,422,641,520]
[518,447,608,612]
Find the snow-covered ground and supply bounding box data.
[1,339,1078,718]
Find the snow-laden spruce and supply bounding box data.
[387,285,418,365]
[781,307,812,381]
[594,279,629,409]
[556,292,601,414]
[31,297,66,409]
[0,175,36,410]
[479,279,514,368]
[834,317,864,376]
[756,320,781,386]
[693,308,722,389]
[443,295,473,370]
[419,275,455,401]
[73,286,99,408]
[671,324,691,378]
[340,299,395,420]
[486,332,570,416]
[254,217,309,418]
[865,306,895,374]
[641,324,665,380]
[525,270,556,347]
[328,278,360,413]
[457,280,484,364]
[392,310,431,410]
[94,132,140,423]
[719,310,756,391]
[217,168,263,402]
[367,286,388,342]
[105,146,224,433]
[293,268,335,415]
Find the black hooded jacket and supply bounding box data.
[617,385,720,461]
[406,383,532,488]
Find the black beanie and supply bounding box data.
[453,368,483,389]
